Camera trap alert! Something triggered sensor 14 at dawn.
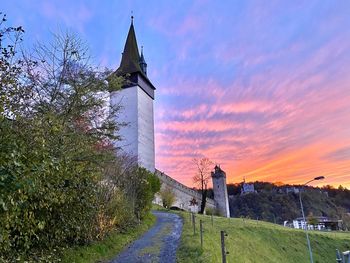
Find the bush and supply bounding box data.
[0,114,108,259]
[134,167,161,219]
[205,207,214,215]
[95,185,136,238]
[160,186,176,209]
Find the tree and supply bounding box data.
[160,186,176,208]
[0,13,30,117]
[0,20,125,258]
[193,157,213,214]
[134,167,161,219]
[102,155,160,221]
[307,212,319,226]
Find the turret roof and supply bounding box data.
[139,46,146,65]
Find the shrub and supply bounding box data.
[0,17,123,260]
[160,186,176,208]
[134,167,161,219]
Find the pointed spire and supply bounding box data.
[112,16,156,97]
[116,16,142,75]
[140,46,144,58]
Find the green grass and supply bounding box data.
[176,212,350,263]
[61,213,156,263]
[152,203,170,212]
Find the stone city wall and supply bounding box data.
[154,169,215,213]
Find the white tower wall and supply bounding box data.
[137,87,155,172]
[111,86,155,172]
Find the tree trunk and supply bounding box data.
[200,189,207,214]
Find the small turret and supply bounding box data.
[139,46,147,76]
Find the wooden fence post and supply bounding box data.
[192,213,196,235]
[220,230,229,263]
[200,220,203,249]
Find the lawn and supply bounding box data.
[176,212,350,263]
[61,213,156,263]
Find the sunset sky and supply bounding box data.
[4,1,350,188]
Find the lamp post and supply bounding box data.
[299,176,325,263]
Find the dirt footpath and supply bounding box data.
[110,211,183,263]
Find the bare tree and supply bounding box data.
[193,157,213,214]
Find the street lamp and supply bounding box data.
[299,176,325,263]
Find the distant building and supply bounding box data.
[292,216,342,231]
[286,187,300,194]
[320,190,329,197]
[284,220,292,228]
[241,179,257,195]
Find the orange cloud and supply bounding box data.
[154,17,350,190]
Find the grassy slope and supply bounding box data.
[177,212,350,263]
[61,213,156,263]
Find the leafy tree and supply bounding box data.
[0,16,126,260]
[102,155,160,220]
[1,14,163,262]
[307,212,319,225]
[134,167,161,219]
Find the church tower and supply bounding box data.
[211,165,230,217]
[110,17,155,172]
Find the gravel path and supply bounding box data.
[110,211,183,263]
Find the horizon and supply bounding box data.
[192,180,349,190]
[3,1,350,189]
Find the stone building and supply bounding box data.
[212,165,230,217]
[241,182,257,195]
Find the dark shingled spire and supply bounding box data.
[116,17,142,75]
[112,16,156,99]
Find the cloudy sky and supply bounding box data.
[4,0,350,188]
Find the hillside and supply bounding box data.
[177,211,350,263]
[205,182,350,228]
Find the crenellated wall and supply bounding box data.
[154,169,215,213]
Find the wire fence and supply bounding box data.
[185,212,350,263]
[188,213,242,263]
